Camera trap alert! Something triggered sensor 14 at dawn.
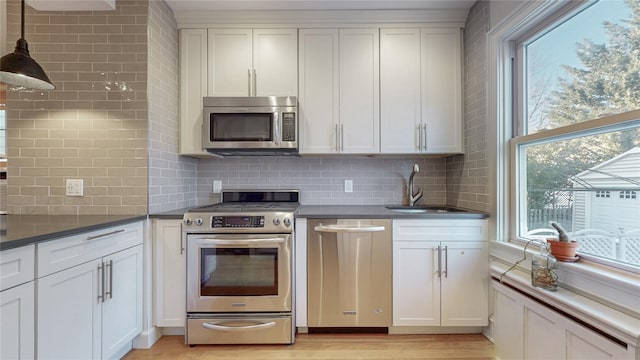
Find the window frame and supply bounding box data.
[491,0,640,273]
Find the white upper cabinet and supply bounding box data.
[207,29,253,97]
[179,29,209,156]
[298,29,340,154]
[380,28,422,154]
[380,28,463,154]
[208,28,298,97]
[421,28,463,154]
[299,28,380,154]
[339,28,380,154]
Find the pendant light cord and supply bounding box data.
[20,0,26,40]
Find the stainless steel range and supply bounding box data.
[182,190,299,345]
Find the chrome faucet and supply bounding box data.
[408,163,423,206]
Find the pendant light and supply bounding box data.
[0,0,55,90]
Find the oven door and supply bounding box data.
[186,233,292,313]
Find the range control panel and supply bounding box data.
[183,211,293,233]
[212,215,265,228]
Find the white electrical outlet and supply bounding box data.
[345,179,353,193]
[66,179,84,196]
[213,180,222,193]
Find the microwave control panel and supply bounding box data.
[282,112,296,142]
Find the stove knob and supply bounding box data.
[283,217,292,227]
[183,218,192,226]
[273,217,281,226]
[194,218,204,226]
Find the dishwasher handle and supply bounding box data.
[313,225,386,233]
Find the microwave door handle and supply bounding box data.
[274,112,280,145]
[195,238,286,246]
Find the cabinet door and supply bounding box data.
[339,28,380,154]
[440,241,488,326]
[179,29,209,156]
[1,282,34,360]
[492,281,525,360]
[392,241,440,326]
[524,300,565,359]
[380,28,422,154]
[253,29,298,96]
[421,28,463,154]
[37,260,102,360]
[298,29,340,154]
[566,322,631,359]
[153,219,185,327]
[102,245,143,359]
[208,28,253,96]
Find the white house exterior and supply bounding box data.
[571,147,640,234]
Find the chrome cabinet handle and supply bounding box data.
[417,124,421,151]
[202,321,276,332]
[180,235,185,255]
[105,259,113,299]
[340,124,344,151]
[436,245,442,278]
[85,229,125,241]
[247,69,251,96]
[443,245,448,278]
[253,69,257,96]
[335,124,339,152]
[423,124,428,151]
[97,263,105,303]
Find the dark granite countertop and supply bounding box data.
[0,214,147,251]
[148,204,490,221]
[296,205,489,219]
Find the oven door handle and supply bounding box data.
[201,321,276,332]
[194,238,285,246]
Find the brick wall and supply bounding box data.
[196,156,447,206]
[447,0,490,211]
[5,0,148,215]
[147,0,197,214]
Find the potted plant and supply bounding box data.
[547,222,579,261]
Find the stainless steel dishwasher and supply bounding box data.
[307,219,392,328]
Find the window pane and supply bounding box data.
[524,0,636,134]
[519,126,640,266]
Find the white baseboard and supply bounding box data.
[132,327,163,349]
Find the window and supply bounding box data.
[511,0,640,268]
[619,191,637,199]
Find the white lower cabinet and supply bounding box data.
[36,222,143,360]
[392,219,488,328]
[492,280,635,360]
[0,244,35,360]
[1,282,35,360]
[152,219,185,327]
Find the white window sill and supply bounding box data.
[489,251,640,347]
[490,241,640,345]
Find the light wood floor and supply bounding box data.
[122,333,494,359]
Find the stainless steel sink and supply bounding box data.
[385,205,466,213]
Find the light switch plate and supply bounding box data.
[213,180,222,193]
[345,179,353,193]
[66,179,84,196]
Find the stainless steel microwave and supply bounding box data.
[202,96,297,156]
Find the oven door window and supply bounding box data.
[210,113,273,141]
[200,247,278,296]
